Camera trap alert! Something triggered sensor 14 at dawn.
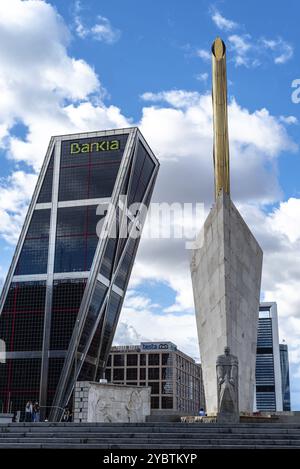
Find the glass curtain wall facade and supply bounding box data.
[279,343,291,411]
[255,303,283,412]
[0,128,159,420]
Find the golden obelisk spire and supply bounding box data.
[212,37,230,200]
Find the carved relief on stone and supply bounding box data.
[126,389,143,422]
[95,398,113,422]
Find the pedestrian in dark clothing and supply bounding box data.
[33,402,40,422]
[62,406,70,422]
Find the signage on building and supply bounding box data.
[140,342,177,351]
[70,139,120,155]
[111,345,139,352]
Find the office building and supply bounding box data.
[255,302,283,411]
[106,341,205,414]
[279,343,291,411]
[0,128,159,420]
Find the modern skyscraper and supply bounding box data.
[255,302,283,411]
[0,128,159,420]
[279,343,291,411]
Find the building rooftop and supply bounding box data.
[111,341,200,365]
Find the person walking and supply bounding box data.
[33,402,40,422]
[25,401,33,422]
[62,406,69,422]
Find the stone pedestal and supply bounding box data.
[190,191,263,414]
[74,382,151,423]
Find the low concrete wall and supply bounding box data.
[0,413,14,423]
[74,381,151,423]
[147,410,197,422]
[266,412,300,423]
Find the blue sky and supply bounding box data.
[0,0,300,410]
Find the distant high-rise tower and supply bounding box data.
[279,343,291,411]
[0,128,159,420]
[255,302,283,411]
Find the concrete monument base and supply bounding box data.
[191,191,263,414]
[74,381,151,423]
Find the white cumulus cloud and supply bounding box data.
[74,1,120,44]
[197,49,211,62]
[261,37,294,64]
[211,10,238,31]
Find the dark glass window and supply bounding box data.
[148,354,160,366]
[0,281,46,352]
[79,361,96,382]
[114,354,125,367]
[47,357,65,409]
[162,397,173,409]
[149,382,159,394]
[140,354,146,366]
[127,354,137,366]
[105,368,111,382]
[113,368,124,381]
[59,135,128,201]
[98,292,122,363]
[139,368,146,380]
[148,368,159,380]
[107,355,112,367]
[54,205,103,273]
[15,210,50,275]
[0,358,41,413]
[86,312,105,359]
[78,281,107,355]
[128,142,155,206]
[50,279,86,350]
[162,353,171,365]
[115,238,139,290]
[99,236,118,280]
[151,396,159,409]
[126,368,137,381]
[37,151,54,203]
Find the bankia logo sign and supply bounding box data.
[70,139,120,154]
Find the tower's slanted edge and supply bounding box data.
[190,190,263,413]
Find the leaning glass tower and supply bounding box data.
[0,128,159,420]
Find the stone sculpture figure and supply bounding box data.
[216,346,239,423]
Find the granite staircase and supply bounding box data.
[0,422,300,449]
